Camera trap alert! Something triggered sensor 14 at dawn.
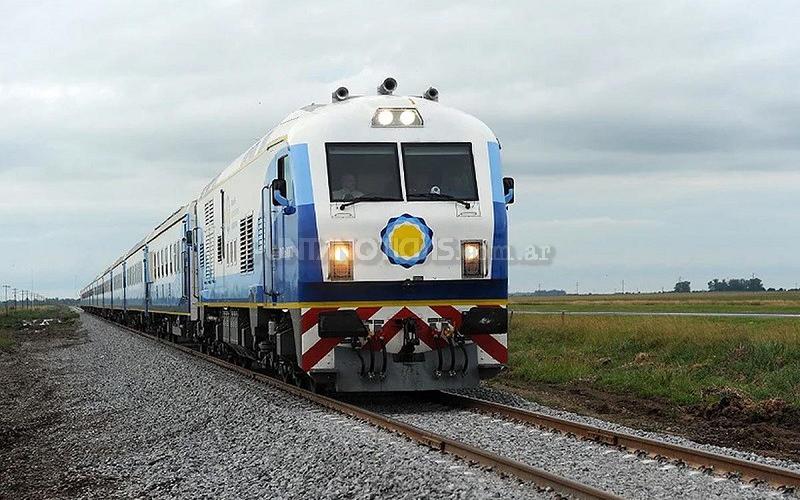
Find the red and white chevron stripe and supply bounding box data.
[300,305,507,372]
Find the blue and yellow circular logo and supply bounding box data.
[380,214,434,268]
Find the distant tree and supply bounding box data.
[746,277,765,291]
[708,277,766,292]
[528,289,567,297]
[674,281,691,293]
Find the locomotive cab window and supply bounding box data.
[326,143,402,202]
[402,143,478,202]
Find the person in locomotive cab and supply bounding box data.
[332,173,364,200]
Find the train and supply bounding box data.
[80,78,515,392]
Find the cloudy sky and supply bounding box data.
[1,0,799,297]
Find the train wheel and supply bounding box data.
[300,373,315,392]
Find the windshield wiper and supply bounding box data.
[409,192,472,208]
[338,196,398,209]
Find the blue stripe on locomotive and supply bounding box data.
[200,143,318,305]
[488,141,508,281]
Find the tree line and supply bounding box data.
[673,277,769,293]
[707,277,765,292]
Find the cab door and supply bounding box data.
[263,150,295,302]
[274,154,295,291]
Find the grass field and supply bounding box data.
[510,291,800,314]
[0,306,78,349]
[500,313,800,408]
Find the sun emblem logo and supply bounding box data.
[380,214,434,268]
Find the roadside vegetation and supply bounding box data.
[0,306,78,349]
[501,313,800,409]
[510,291,800,314]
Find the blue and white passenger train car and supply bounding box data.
[80,78,514,392]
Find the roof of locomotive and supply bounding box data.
[199,94,496,198]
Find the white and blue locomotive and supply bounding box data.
[80,78,515,392]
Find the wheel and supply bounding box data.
[279,365,291,383]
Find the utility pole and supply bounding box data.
[621,279,625,294]
[575,281,579,295]
[2,285,9,315]
[12,288,17,310]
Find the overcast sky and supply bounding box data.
[1,0,799,297]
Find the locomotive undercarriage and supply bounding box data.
[81,304,505,393]
[309,313,475,389]
[197,307,314,389]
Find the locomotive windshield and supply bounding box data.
[326,143,403,202]
[402,143,478,201]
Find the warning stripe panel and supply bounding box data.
[300,305,508,371]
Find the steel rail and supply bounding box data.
[434,391,800,490]
[89,314,619,500]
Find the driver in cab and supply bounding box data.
[332,173,364,201]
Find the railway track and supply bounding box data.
[89,314,618,500]
[431,392,800,492]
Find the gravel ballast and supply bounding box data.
[2,312,549,499]
[359,395,799,499]
[453,385,800,474]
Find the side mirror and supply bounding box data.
[271,178,296,215]
[271,179,287,206]
[502,177,515,204]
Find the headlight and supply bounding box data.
[461,240,485,278]
[399,109,416,126]
[376,109,394,126]
[371,108,423,128]
[328,241,353,280]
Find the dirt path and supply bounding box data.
[0,312,112,499]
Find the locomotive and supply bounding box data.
[80,78,515,392]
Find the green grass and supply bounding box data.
[502,314,800,408]
[0,333,13,349]
[510,291,800,314]
[0,305,78,330]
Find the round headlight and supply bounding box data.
[399,110,416,126]
[377,110,394,126]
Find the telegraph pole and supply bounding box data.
[2,285,9,315]
[12,288,17,309]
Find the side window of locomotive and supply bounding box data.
[277,155,294,201]
[402,143,479,201]
[325,143,402,202]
